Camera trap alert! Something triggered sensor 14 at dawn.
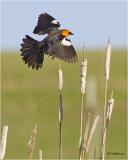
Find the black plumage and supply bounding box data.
[33,13,60,35]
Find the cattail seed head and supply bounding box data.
[58,67,63,91]
[80,58,87,94]
[105,39,111,80]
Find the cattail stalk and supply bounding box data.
[101,39,111,160]
[59,93,63,160]
[58,65,63,160]
[101,80,107,160]
[0,126,8,160]
[79,94,84,160]
[27,125,37,160]
[79,58,87,159]
[94,147,96,160]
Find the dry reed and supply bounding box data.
[0,126,8,160]
[82,115,100,159]
[86,116,100,153]
[27,125,37,160]
[81,112,92,159]
[39,150,43,160]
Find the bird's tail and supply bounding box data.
[20,35,44,70]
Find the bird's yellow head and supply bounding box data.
[62,29,74,37]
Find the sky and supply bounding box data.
[1,0,127,51]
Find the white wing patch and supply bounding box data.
[61,38,72,46]
[51,19,59,24]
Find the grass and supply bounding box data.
[1,49,127,159]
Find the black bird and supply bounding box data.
[20,13,78,70]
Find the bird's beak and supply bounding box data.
[70,32,74,35]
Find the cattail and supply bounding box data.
[58,65,63,160]
[106,91,114,128]
[58,66,63,91]
[0,126,8,160]
[39,150,43,160]
[58,65,63,123]
[79,58,87,159]
[105,39,111,80]
[80,58,87,94]
[27,125,37,160]
[102,39,112,160]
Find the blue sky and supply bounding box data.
[1,0,127,51]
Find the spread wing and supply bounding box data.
[20,35,44,70]
[47,38,78,63]
[33,13,60,35]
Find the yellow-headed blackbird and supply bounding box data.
[20,13,78,70]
